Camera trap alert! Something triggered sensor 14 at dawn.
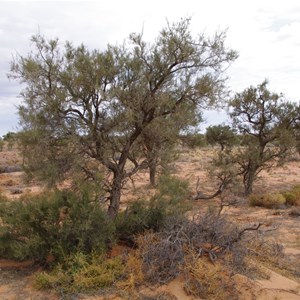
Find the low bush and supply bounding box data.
[35,252,125,293]
[156,174,190,203]
[116,252,144,292]
[0,189,115,262]
[250,185,300,209]
[179,133,207,148]
[135,213,248,284]
[282,185,300,206]
[249,192,286,209]
[0,138,3,152]
[183,255,237,299]
[282,191,298,206]
[115,175,190,244]
[289,207,300,217]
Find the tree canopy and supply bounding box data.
[206,124,237,150]
[229,80,299,194]
[9,18,237,218]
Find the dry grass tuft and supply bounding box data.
[183,253,238,299]
[249,193,286,208]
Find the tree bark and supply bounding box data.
[244,169,256,196]
[107,172,123,220]
[149,158,157,187]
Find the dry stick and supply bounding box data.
[192,177,225,200]
[259,225,279,233]
[217,199,238,216]
[233,222,263,244]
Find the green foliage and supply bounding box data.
[2,132,18,151]
[115,200,164,241]
[35,252,125,293]
[207,148,241,195]
[10,18,237,219]
[18,130,77,187]
[115,175,190,241]
[2,131,17,141]
[0,189,115,262]
[281,185,300,206]
[156,174,190,203]
[229,81,299,195]
[0,138,4,152]
[249,193,286,209]
[206,124,237,150]
[249,185,300,209]
[282,191,298,206]
[139,107,198,186]
[180,133,207,148]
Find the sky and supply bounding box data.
[0,0,300,136]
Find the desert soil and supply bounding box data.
[0,146,299,299]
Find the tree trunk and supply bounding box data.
[107,172,123,220]
[149,159,157,187]
[244,170,256,196]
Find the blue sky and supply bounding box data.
[0,0,300,135]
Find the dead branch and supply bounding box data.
[192,177,225,200]
[217,198,238,216]
[258,225,279,234]
[232,222,263,244]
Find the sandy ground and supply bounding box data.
[0,147,300,299]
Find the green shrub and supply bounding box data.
[35,252,125,293]
[0,189,115,262]
[249,193,286,209]
[115,175,190,243]
[156,174,190,203]
[0,138,4,152]
[282,191,298,206]
[287,186,300,206]
[249,194,261,207]
[180,134,207,148]
[278,185,300,206]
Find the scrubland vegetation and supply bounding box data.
[0,139,300,299]
[1,17,300,299]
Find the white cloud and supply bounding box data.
[0,0,300,135]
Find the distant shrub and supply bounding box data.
[2,131,17,141]
[156,174,190,203]
[180,134,207,148]
[2,132,18,151]
[0,138,4,152]
[282,191,298,206]
[272,185,300,207]
[249,193,286,209]
[0,189,115,262]
[283,185,300,206]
